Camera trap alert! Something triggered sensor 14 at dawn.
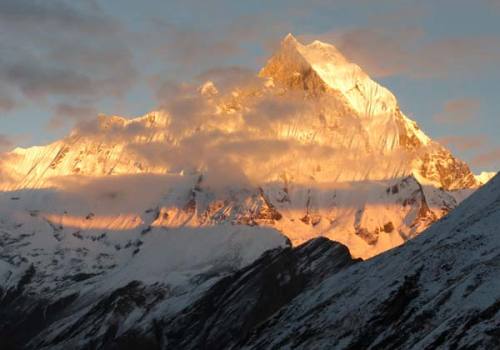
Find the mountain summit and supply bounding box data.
[0,34,480,258]
[260,34,476,188]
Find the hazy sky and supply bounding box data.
[1,0,499,172]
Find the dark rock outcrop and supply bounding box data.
[160,238,358,350]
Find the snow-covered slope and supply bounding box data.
[0,34,480,259]
[233,173,500,349]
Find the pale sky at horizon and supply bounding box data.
[0,0,499,173]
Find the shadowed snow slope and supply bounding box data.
[0,217,288,349]
[231,173,500,349]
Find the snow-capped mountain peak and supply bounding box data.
[260,34,474,189]
[0,34,481,259]
[282,32,300,45]
[262,34,399,119]
[475,171,497,185]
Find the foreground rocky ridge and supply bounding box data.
[161,238,358,349]
[238,173,500,349]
